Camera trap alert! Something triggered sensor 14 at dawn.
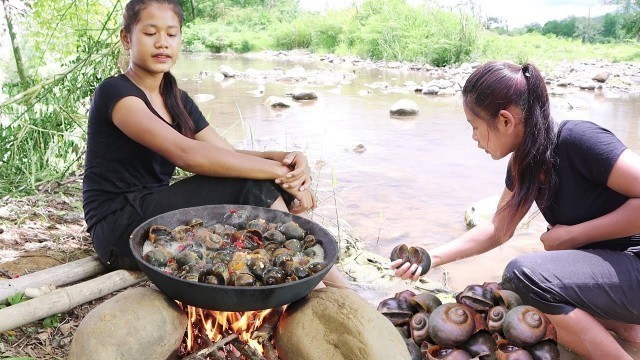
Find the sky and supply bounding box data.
[298,0,620,29]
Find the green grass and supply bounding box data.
[477,31,640,65]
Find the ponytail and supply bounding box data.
[463,61,557,235]
[161,72,195,138]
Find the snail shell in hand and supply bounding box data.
[390,244,431,275]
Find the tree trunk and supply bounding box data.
[2,0,28,83]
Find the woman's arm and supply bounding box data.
[194,126,312,191]
[394,186,522,280]
[112,97,289,179]
[541,149,640,250]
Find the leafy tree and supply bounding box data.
[606,0,640,38]
[523,22,542,33]
[542,17,577,38]
[575,17,603,43]
[601,13,621,39]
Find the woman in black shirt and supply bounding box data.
[393,61,640,359]
[83,0,350,289]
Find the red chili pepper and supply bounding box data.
[168,258,175,264]
[229,209,237,214]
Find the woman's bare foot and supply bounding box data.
[598,318,640,342]
[615,324,640,343]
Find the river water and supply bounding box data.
[172,53,640,292]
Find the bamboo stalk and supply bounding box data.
[0,269,145,332]
[0,256,107,305]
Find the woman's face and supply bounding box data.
[123,3,181,75]
[464,106,521,160]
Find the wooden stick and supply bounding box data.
[181,334,237,360]
[262,341,280,360]
[0,256,107,305]
[0,269,145,332]
[230,338,266,360]
[251,308,283,343]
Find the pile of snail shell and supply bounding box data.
[377,282,560,360]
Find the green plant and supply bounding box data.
[42,314,62,328]
[0,3,120,197]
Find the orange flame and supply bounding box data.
[183,304,274,356]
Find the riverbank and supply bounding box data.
[196,49,640,98]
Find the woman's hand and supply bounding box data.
[540,224,576,250]
[284,186,317,214]
[390,259,424,282]
[276,152,311,191]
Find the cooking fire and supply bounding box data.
[179,305,283,360]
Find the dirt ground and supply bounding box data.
[0,175,149,360]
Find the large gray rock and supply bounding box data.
[390,99,419,116]
[68,287,187,360]
[275,287,411,360]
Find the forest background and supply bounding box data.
[0,0,639,196]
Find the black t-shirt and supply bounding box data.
[83,74,209,230]
[507,120,638,252]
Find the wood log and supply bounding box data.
[230,337,266,360]
[181,334,237,360]
[0,256,107,304]
[0,269,145,332]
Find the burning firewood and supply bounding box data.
[230,337,266,360]
[261,341,279,360]
[182,334,237,360]
[251,308,283,343]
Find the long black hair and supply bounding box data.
[122,0,195,138]
[462,61,557,234]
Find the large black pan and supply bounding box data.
[130,204,338,311]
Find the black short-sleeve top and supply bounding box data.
[83,74,209,230]
[507,120,638,252]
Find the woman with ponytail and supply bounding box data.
[82,0,350,289]
[392,61,640,358]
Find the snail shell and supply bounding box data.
[461,331,497,358]
[262,266,286,285]
[408,247,431,275]
[426,345,472,360]
[222,210,249,229]
[428,303,486,348]
[503,306,557,347]
[496,290,523,310]
[377,298,413,326]
[456,284,495,312]
[278,221,305,240]
[263,229,286,244]
[410,293,442,314]
[395,289,417,304]
[526,339,560,360]
[390,244,410,263]
[496,339,533,360]
[487,305,508,334]
[405,338,422,360]
[410,312,430,345]
[148,225,173,244]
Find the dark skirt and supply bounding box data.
[90,175,294,270]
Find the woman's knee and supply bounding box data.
[501,253,547,295]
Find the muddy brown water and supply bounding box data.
[173,55,640,358]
